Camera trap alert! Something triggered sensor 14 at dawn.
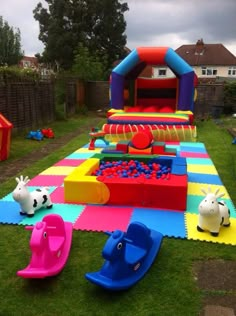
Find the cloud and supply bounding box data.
[125,0,236,54]
[1,0,45,56]
[1,0,236,56]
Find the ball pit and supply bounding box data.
[92,160,171,180]
[64,154,188,210]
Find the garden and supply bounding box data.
[0,113,235,316]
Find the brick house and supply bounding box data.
[19,56,55,78]
[176,39,236,79]
[152,39,236,80]
[19,56,38,69]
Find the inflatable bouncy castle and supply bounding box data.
[102,47,198,142]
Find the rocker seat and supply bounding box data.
[125,244,147,265]
[49,236,65,254]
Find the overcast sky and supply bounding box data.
[1,0,236,57]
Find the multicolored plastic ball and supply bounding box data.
[92,160,171,180]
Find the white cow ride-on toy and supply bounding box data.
[12,175,53,217]
[197,187,230,237]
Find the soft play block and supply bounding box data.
[102,174,187,210]
[152,142,177,156]
[101,149,125,154]
[152,141,165,150]
[64,158,110,204]
[116,141,129,153]
[128,145,152,155]
[64,175,110,204]
[101,178,145,207]
[0,113,13,161]
[164,147,177,155]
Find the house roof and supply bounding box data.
[175,39,236,66]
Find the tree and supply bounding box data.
[0,16,23,66]
[33,0,129,71]
[72,43,107,80]
[85,0,129,67]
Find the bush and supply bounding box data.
[223,81,236,110]
[0,66,40,82]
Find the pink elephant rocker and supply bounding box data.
[17,214,73,278]
[197,187,231,237]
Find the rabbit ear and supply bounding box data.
[15,177,20,183]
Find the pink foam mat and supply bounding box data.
[73,205,134,232]
[28,175,65,186]
[53,159,85,167]
[180,152,209,158]
[50,186,65,204]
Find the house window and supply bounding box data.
[23,60,31,68]
[228,66,236,76]
[201,67,217,76]
[158,68,167,77]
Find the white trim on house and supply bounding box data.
[152,66,175,78]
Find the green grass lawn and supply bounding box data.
[0,115,235,316]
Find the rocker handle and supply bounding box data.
[25,226,34,231]
[25,225,56,231]
[105,230,133,244]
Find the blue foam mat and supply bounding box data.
[130,208,186,238]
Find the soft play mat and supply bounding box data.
[1,141,236,245]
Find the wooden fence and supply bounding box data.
[0,78,55,131]
[194,83,224,118]
[64,79,110,112]
[0,75,233,133]
[67,79,232,117]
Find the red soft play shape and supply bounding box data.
[131,131,153,149]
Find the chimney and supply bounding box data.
[195,38,205,54]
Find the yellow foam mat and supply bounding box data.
[40,166,76,176]
[187,164,218,174]
[74,147,102,153]
[187,182,230,199]
[185,213,236,245]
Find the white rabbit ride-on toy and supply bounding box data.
[197,187,230,237]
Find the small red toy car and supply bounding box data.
[41,128,55,138]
